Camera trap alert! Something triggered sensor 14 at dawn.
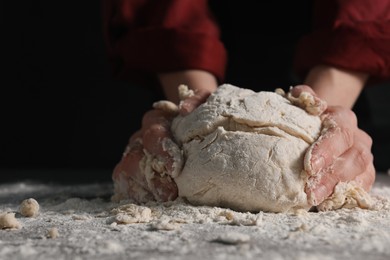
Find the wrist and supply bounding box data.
[304,65,369,108]
[158,70,218,104]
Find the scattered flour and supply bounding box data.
[0,175,390,259]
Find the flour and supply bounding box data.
[108,198,261,227]
[1,178,390,259]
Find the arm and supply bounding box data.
[305,65,368,108]
[102,0,226,86]
[292,0,390,205]
[104,1,226,202]
[294,0,390,84]
[158,70,218,113]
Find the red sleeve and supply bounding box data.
[101,0,227,84]
[294,0,390,84]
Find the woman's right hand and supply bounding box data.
[111,106,180,203]
[112,70,218,203]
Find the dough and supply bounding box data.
[0,212,22,229]
[19,198,40,217]
[171,84,322,213]
[47,227,59,239]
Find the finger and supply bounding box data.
[149,175,178,202]
[112,139,154,202]
[305,107,358,175]
[142,123,181,176]
[354,127,373,148]
[306,135,374,205]
[142,109,173,129]
[354,162,376,192]
[142,108,182,176]
[179,89,211,116]
[142,123,171,156]
[129,130,142,143]
[141,123,180,200]
[289,85,327,115]
[113,139,146,184]
[290,84,316,97]
[141,109,174,161]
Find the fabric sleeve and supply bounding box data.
[101,0,227,84]
[293,0,390,84]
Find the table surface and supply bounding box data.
[1,172,390,260]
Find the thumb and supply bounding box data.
[178,85,212,115]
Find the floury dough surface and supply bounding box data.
[1,176,390,260]
[171,84,323,213]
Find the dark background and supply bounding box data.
[1,1,389,183]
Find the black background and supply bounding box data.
[1,1,389,183]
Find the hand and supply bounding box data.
[111,107,180,203]
[111,84,214,203]
[290,85,376,206]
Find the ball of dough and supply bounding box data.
[0,212,22,229]
[19,198,40,217]
[47,227,59,239]
[171,84,322,213]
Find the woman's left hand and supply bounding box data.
[290,85,376,206]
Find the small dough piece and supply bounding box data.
[0,212,22,229]
[153,100,179,115]
[285,89,327,115]
[47,227,59,239]
[19,198,40,217]
[178,84,194,100]
[110,204,152,224]
[214,232,251,244]
[317,182,374,211]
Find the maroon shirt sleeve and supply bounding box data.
[102,0,227,84]
[294,0,390,84]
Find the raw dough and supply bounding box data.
[317,182,374,211]
[171,84,374,213]
[171,84,322,213]
[0,212,22,229]
[47,227,59,239]
[19,198,40,217]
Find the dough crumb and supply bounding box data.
[110,204,152,224]
[47,227,59,239]
[317,182,374,211]
[19,198,40,217]
[286,89,327,115]
[178,84,194,100]
[213,232,251,244]
[72,214,92,221]
[0,212,22,229]
[153,100,179,115]
[151,216,181,231]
